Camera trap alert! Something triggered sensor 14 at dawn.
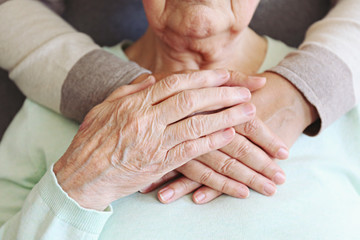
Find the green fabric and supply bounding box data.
[0,37,359,240]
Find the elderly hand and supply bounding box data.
[142,72,317,204]
[53,70,259,211]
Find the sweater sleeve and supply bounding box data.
[270,0,360,135]
[0,167,112,240]
[0,0,150,122]
[0,100,112,239]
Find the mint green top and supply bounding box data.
[0,38,359,240]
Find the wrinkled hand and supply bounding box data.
[142,72,314,204]
[53,70,257,210]
[145,72,318,204]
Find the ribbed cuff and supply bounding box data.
[37,165,113,234]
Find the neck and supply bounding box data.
[125,27,267,75]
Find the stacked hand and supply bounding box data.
[140,72,317,204]
[53,70,267,211]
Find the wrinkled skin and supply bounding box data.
[133,0,318,203]
[149,72,317,204]
[53,70,264,211]
[128,0,288,201]
[135,72,290,200]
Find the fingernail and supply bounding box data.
[242,104,256,116]
[194,193,206,203]
[273,172,286,185]
[276,147,289,159]
[158,188,174,202]
[264,183,277,196]
[139,184,152,193]
[248,76,266,83]
[215,69,230,79]
[239,187,250,198]
[222,128,235,139]
[237,88,251,101]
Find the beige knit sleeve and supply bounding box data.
[0,0,149,122]
[270,0,360,135]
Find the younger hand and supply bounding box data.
[141,116,288,204]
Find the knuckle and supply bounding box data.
[241,119,259,136]
[177,178,191,191]
[206,134,218,150]
[183,142,198,159]
[223,108,237,125]
[187,116,204,138]
[220,179,230,193]
[247,174,258,187]
[188,71,205,83]
[177,91,196,112]
[266,136,280,153]
[220,158,237,175]
[260,160,274,175]
[218,87,229,100]
[162,75,180,91]
[199,170,213,184]
[233,142,252,158]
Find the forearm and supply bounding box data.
[270,0,360,134]
[0,0,149,122]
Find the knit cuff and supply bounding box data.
[37,165,113,234]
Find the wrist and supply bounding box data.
[252,72,319,145]
[53,159,110,211]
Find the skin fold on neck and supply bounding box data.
[125,26,267,75]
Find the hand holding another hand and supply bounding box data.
[53,70,257,211]
[142,72,297,204]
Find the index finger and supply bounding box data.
[145,70,231,105]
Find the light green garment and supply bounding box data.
[0,37,359,240]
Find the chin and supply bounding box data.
[173,7,231,38]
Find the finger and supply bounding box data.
[163,103,255,148]
[235,117,289,160]
[197,150,278,196]
[146,70,230,104]
[154,86,251,125]
[139,171,180,193]
[224,71,266,91]
[221,133,286,185]
[157,177,202,204]
[164,128,235,171]
[192,186,222,204]
[177,160,249,198]
[106,75,156,102]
